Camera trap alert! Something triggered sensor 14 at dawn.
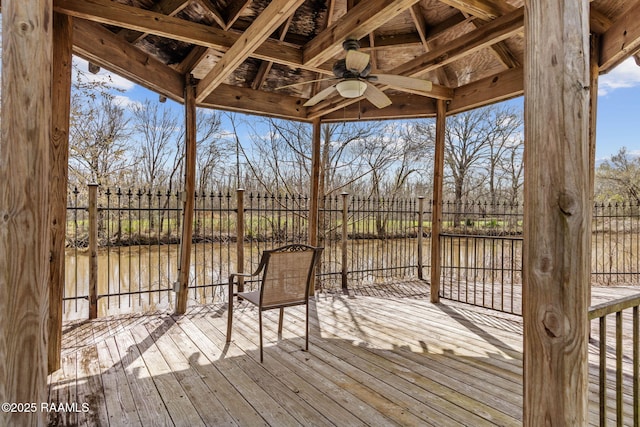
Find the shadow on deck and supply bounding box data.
[48,283,637,426]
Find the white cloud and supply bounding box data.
[72,57,136,92]
[112,95,142,110]
[599,57,640,95]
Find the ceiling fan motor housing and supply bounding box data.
[333,59,371,78]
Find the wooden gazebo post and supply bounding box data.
[0,0,53,424]
[48,12,73,374]
[308,118,321,295]
[523,0,591,424]
[430,99,446,303]
[176,75,196,314]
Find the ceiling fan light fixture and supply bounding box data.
[336,80,367,98]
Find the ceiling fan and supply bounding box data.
[291,39,433,109]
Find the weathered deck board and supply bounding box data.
[47,286,639,426]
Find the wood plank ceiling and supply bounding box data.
[50,0,640,122]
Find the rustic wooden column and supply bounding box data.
[589,34,600,200]
[48,12,73,373]
[523,0,591,424]
[588,34,600,307]
[308,118,321,295]
[176,75,197,314]
[430,99,446,303]
[0,0,52,424]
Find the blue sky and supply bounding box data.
[77,56,640,161]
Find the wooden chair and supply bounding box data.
[226,244,323,362]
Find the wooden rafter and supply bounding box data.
[55,0,332,75]
[438,0,513,21]
[251,15,294,90]
[200,84,308,120]
[409,4,451,86]
[73,18,309,121]
[195,0,305,103]
[195,0,226,29]
[466,16,521,69]
[391,7,523,77]
[223,0,253,30]
[118,0,190,44]
[303,0,421,67]
[599,1,640,72]
[448,67,523,114]
[307,7,523,118]
[73,19,185,101]
[173,45,209,74]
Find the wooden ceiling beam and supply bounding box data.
[467,17,521,68]
[409,4,451,85]
[118,0,190,44]
[438,0,513,21]
[391,7,524,77]
[356,13,471,51]
[223,0,253,30]
[72,19,184,102]
[195,0,305,103]
[487,39,521,68]
[200,84,308,121]
[55,0,332,75]
[320,94,438,122]
[303,0,421,67]
[306,8,522,119]
[73,18,308,121]
[448,67,523,114]
[195,0,227,29]
[173,45,209,74]
[590,7,613,34]
[252,16,294,90]
[599,1,640,72]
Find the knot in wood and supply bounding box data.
[558,192,577,216]
[18,21,34,34]
[541,306,567,339]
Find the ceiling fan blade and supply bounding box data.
[345,50,370,74]
[363,82,392,109]
[303,85,338,107]
[370,74,433,92]
[276,77,336,90]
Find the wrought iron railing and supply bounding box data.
[63,186,640,320]
[589,294,640,426]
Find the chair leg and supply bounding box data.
[305,302,309,352]
[278,307,284,339]
[259,310,264,363]
[226,283,233,342]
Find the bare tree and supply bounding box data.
[69,91,132,186]
[482,106,524,204]
[596,147,640,203]
[131,99,180,189]
[242,118,386,197]
[194,110,229,191]
[500,142,524,204]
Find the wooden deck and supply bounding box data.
[48,285,639,426]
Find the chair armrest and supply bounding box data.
[229,272,254,281]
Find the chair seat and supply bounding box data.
[238,290,260,306]
[227,244,323,362]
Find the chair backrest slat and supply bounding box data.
[260,245,322,309]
